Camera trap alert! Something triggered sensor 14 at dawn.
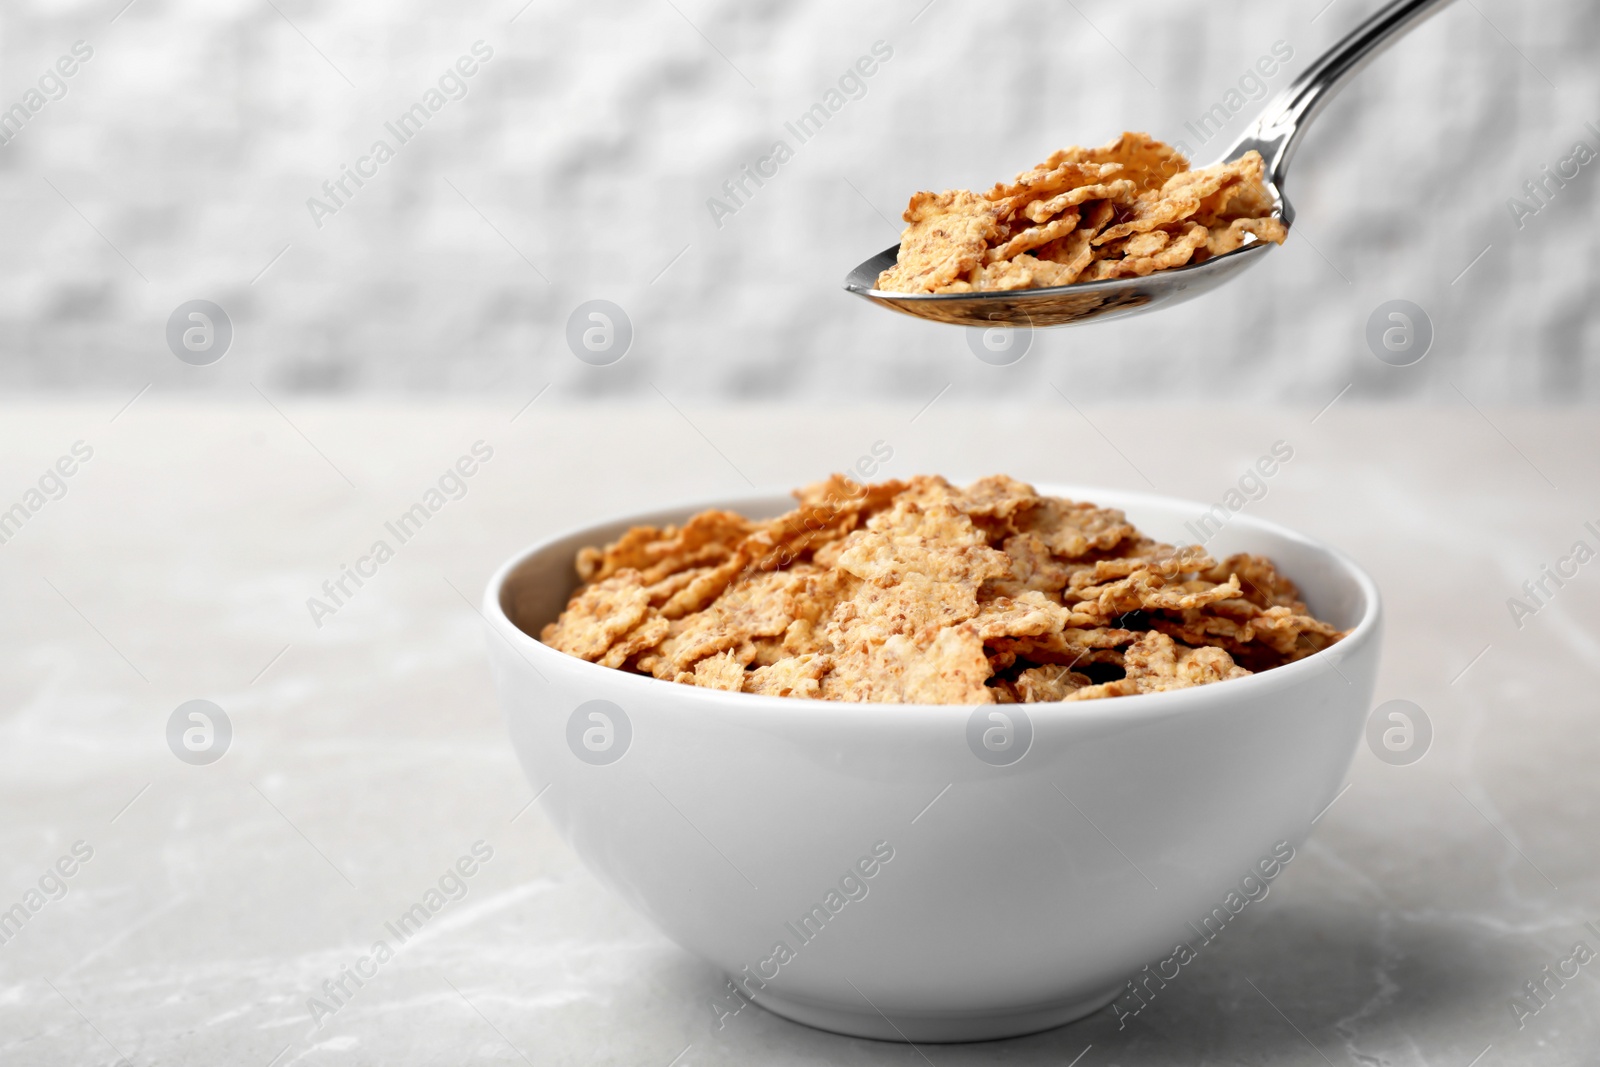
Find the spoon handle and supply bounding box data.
[1225,0,1457,186]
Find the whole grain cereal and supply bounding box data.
[875,133,1288,294]
[538,475,1346,703]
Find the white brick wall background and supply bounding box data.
[0,0,1595,402]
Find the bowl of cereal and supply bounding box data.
[483,476,1380,1042]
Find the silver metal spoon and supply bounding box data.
[844,0,1457,328]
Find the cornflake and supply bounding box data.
[876,132,1286,293]
[540,476,1347,703]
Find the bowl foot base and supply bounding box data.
[742,982,1123,1043]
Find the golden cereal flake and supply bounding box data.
[744,653,830,698]
[1090,190,1205,247]
[876,190,1002,293]
[1032,227,1099,284]
[1014,498,1138,558]
[743,476,907,573]
[1085,222,1209,280]
[986,160,1128,214]
[688,650,748,692]
[825,626,993,704]
[652,567,831,678]
[1245,607,1347,660]
[953,474,1042,523]
[656,556,749,620]
[826,572,984,655]
[1203,216,1288,257]
[835,500,1012,586]
[1188,151,1273,220]
[1052,132,1190,193]
[972,591,1074,641]
[576,510,753,585]
[1124,630,1250,690]
[1064,630,1249,701]
[1148,604,1345,672]
[963,254,1086,291]
[1015,664,1095,702]
[643,565,719,606]
[792,474,908,519]
[1070,568,1243,616]
[1064,678,1140,701]
[1162,152,1263,203]
[539,570,651,661]
[987,211,1082,262]
[988,626,1134,665]
[1149,611,1258,649]
[1019,181,1138,223]
[597,614,671,669]
[1122,230,1174,258]
[1202,553,1308,612]
[986,533,1073,598]
[1068,545,1206,589]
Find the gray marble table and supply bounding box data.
[1,399,1595,1066]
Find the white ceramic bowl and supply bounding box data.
[482,486,1381,1042]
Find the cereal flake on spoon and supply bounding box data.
[875,132,1287,294]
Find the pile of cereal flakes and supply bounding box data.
[538,475,1346,704]
[875,132,1287,294]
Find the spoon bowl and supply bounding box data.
[844,215,1282,329]
[844,0,1452,329]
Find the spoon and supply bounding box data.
[844,0,1457,329]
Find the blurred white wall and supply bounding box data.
[0,0,1595,402]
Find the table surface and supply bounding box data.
[1,398,1596,1067]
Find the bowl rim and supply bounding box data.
[481,483,1382,726]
